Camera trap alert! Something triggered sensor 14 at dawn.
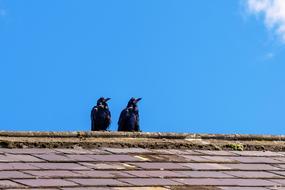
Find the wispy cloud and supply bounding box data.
[245,0,285,43]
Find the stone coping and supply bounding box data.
[0,131,284,141]
[0,131,284,150]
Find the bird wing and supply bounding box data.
[91,106,98,120]
[105,108,111,128]
[118,109,128,131]
[91,106,98,130]
[134,110,140,132]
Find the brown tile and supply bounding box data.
[0,180,23,187]
[14,179,77,187]
[29,163,89,170]
[69,178,128,186]
[176,171,233,178]
[125,170,187,178]
[224,171,282,178]
[132,162,188,170]
[119,178,181,186]
[0,171,33,179]
[24,170,82,178]
[172,178,277,186]
[180,163,232,170]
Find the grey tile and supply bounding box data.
[180,163,232,170]
[0,163,39,170]
[79,162,134,170]
[88,155,141,162]
[0,171,33,179]
[152,149,198,155]
[55,149,104,154]
[172,178,277,186]
[230,151,283,157]
[176,171,234,178]
[131,162,187,170]
[119,178,182,186]
[33,154,74,162]
[219,187,270,190]
[29,163,89,170]
[103,148,152,154]
[200,156,237,163]
[224,171,282,178]
[24,170,82,178]
[69,178,128,186]
[64,154,97,162]
[0,180,23,187]
[0,149,56,154]
[125,170,187,178]
[14,179,77,187]
[194,150,238,156]
[228,156,281,164]
[74,170,133,178]
[222,164,281,171]
[0,154,43,162]
[62,188,112,190]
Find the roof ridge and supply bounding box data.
[0,131,284,141]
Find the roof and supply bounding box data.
[0,131,285,189]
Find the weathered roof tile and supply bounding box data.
[13,179,77,187]
[69,178,129,186]
[0,171,33,179]
[118,178,182,186]
[29,163,89,170]
[1,132,285,189]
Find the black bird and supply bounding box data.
[118,97,142,132]
[91,97,111,131]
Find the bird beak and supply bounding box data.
[105,98,111,102]
[136,98,142,102]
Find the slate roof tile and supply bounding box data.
[1,146,285,189]
[13,179,78,187]
[68,178,129,186]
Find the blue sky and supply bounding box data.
[0,0,285,134]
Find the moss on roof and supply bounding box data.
[0,131,284,151]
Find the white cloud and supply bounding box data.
[246,0,285,42]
